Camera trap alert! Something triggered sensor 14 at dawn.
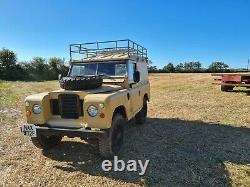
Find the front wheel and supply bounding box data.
[31,134,62,150]
[98,114,125,158]
[135,98,148,125]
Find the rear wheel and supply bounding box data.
[31,134,62,150]
[221,85,234,92]
[98,114,125,158]
[135,98,148,125]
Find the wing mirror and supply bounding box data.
[133,71,140,83]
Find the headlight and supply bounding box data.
[87,105,98,117]
[33,105,42,114]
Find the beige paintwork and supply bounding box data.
[25,55,150,130]
[75,54,147,63]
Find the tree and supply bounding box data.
[183,61,201,72]
[163,63,175,73]
[208,62,229,72]
[148,65,158,73]
[0,48,17,68]
[147,60,159,73]
[48,57,68,79]
[0,47,70,81]
[191,61,201,72]
[29,57,49,80]
[0,48,18,80]
[175,63,184,72]
[18,61,32,80]
[148,60,153,66]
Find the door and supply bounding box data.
[127,61,141,114]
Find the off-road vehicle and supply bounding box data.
[20,39,150,158]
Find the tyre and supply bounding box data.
[59,75,103,90]
[135,98,148,125]
[221,85,234,92]
[98,114,125,158]
[31,134,62,150]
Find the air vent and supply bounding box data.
[50,99,59,115]
[57,94,83,119]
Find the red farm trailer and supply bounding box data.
[212,73,250,92]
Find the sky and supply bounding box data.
[0,0,250,68]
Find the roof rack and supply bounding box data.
[69,39,147,62]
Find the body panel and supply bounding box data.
[25,82,150,129]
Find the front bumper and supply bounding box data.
[35,125,108,140]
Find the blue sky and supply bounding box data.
[0,0,250,68]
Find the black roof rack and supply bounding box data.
[69,39,147,62]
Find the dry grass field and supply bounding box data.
[0,73,249,186]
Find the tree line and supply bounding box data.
[0,48,69,81]
[0,48,248,81]
[148,61,248,73]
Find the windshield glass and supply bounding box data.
[70,61,127,77]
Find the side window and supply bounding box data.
[128,61,136,82]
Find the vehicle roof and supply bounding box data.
[71,54,147,63]
[70,39,148,63]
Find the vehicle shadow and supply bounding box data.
[43,118,250,186]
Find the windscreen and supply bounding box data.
[70,61,127,77]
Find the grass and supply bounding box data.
[0,81,18,107]
[0,73,249,186]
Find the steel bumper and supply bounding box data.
[35,125,108,139]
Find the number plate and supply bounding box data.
[20,125,37,137]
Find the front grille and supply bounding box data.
[50,94,83,119]
[50,99,59,115]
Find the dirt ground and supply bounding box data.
[0,73,249,186]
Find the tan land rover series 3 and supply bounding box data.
[20,39,150,158]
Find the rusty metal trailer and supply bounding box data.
[212,73,250,92]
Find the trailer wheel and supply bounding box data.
[221,85,234,92]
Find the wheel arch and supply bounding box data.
[144,93,149,101]
[113,105,127,121]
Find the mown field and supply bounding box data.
[0,73,249,186]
